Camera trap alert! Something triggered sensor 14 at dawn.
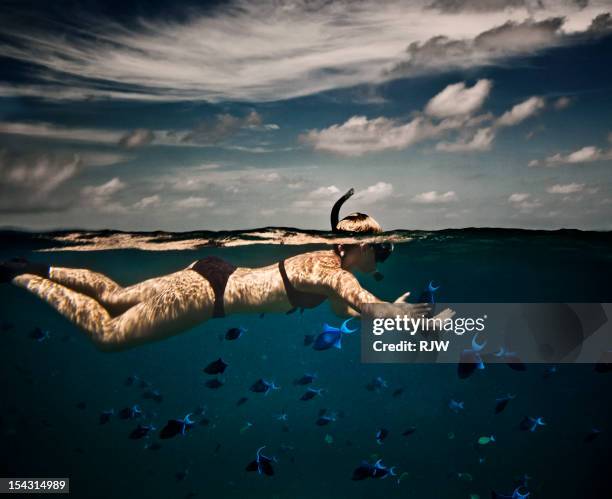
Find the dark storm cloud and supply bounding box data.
[388,17,571,77]
[427,0,589,12]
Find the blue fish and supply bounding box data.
[375,427,389,444]
[250,378,280,395]
[519,416,546,432]
[352,459,397,481]
[458,333,487,379]
[418,280,440,307]
[449,399,465,413]
[294,372,317,385]
[313,318,357,351]
[99,409,114,425]
[492,486,530,499]
[300,387,324,401]
[160,413,194,439]
[119,404,142,420]
[245,446,276,476]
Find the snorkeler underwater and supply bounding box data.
[1,1,612,498]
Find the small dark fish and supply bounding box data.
[236,397,248,406]
[144,441,162,451]
[99,409,114,425]
[250,378,279,395]
[175,469,189,482]
[375,428,389,444]
[143,389,163,403]
[160,414,195,439]
[203,358,228,375]
[584,428,601,442]
[198,418,210,427]
[76,401,87,410]
[495,394,515,414]
[491,347,526,371]
[130,424,156,439]
[366,376,388,392]
[392,387,404,398]
[245,446,275,476]
[300,387,323,401]
[139,379,152,389]
[594,350,612,373]
[294,373,317,385]
[193,404,207,416]
[119,405,142,420]
[124,375,138,387]
[225,327,246,341]
[29,327,50,342]
[214,442,221,454]
[457,334,486,379]
[303,334,315,346]
[315,412,337,426]
[205,378,224,389]
[402,426,416,437]
[543,366,557,379]
[352,459,397,481]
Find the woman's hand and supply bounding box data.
[392,291,432,318]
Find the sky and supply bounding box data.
[0,0,611,232]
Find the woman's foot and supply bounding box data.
[0,258,49,282]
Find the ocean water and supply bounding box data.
[1,228,611,499]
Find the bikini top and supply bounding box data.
[278,259,327,314]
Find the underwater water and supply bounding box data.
[1,228,611,499]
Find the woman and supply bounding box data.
[1,189,444,351]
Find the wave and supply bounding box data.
[0,227,607,252]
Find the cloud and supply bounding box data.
[530,145,612,166]
[0,1,608,102]
[435,94,544,152]
[389,17,567,78]
[119,129,155,148]
[174,196,216,210]
[81,177,128,213]
[496,96,545,126]
[425,80,492,118]
[553,96,572,109]
[412,190,458,203]
[0,114,278,150]
[307,186,341,199]
[301,115,436,156]
[0,149,80,213]
[508,192,530,203]
[546,183,585,194]
[182,111,265,144]
[508,192,542,211]
[305,81,545,156]
[354,182,394,204]
[436,126,495,151]
[0,121,122,144]
[133,195,161,210]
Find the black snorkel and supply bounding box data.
[331,187,355,232]
[330,187,392,281]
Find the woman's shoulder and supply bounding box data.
[287,250,341,272]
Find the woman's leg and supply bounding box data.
[11,270,215,351]
[48,267,191,314]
